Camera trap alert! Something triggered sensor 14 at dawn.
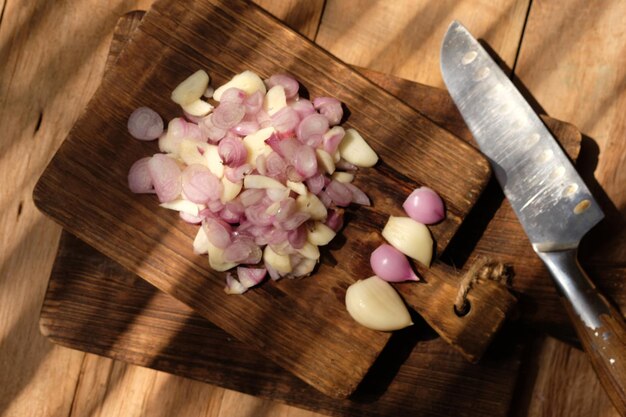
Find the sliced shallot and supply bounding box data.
[147,154,182,203]
[128,107,164,141]
[313,97,343,126]
[218,135,247,167]
[128,157,154,194]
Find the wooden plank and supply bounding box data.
[32,0,491,398]
[316,0,531,87]
[0,0,148,416]
[509,1,626,416]
[42,232,524,417]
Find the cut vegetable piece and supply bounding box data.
[220,177,243,203]
[244,175,286,190]
[205,145,225,178]
[193,226,210,255]
[147,154,182,203]
[171,70,210,106]
[286,180,307,195]
[263,245,292,275]
[242,127,275,165]
[181,99,213,117]
[128,157,154,193]
[313,97,343,126]
[207,240,238,271]
[307,222,336,246]
[382,216,433,267]
[345,276,413,331]
[213,70,266,101]
[296,193,327,220]
[263,85,287,116]
[128,107,163,141]
[160,199,202,216]
[315,149,336,174]
[331,171,354,184]
[237,267,267,288]
[179,140,210,167]
[224,273,247,295]
[338,128,378,167]
[297,241,320,260]
[292,257,317,277]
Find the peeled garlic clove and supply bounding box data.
[220,177,242,203]
[171,70,210,106]
[182,99,213,117]
[213,70,267,101]
[207,240,238,272]
[193,225,210,255]
[263,85,287,115]
[307,221,336,246]
[263,245,292,275]
[315,149,336,174]
[296,192,327,220]
[382,216,433,267]
[244,174,287,190]
[345,276,413,331]
[338,128,378,168]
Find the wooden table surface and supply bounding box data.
[1,0,625,416]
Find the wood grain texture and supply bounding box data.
[316,0,531,88]
[32,0,491,398]
[41,232,524,417]
[0,0,150,416]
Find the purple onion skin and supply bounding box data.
[370,244,419,282]
[402,187,445,224]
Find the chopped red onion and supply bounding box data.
[325,180,352,207]
[245,204,274,226]
[322,126,345,154]
[237,267,267,288]
[199,115,227,142]
[223,238,262,264]
[128,157,155,194]
[220,200,245,224]
[212,102,246,129]
[325,209,344,232]
[219,87,246,104]
[297,114,329,144]
[317,190,333,208]
[271,107,300,138]
[238,188,265,207]
[287,225,307,249]
[266,74,299,98]
[147,154,182,203]
[181,164,222,203]
[286,165,304,182]
[278,211,310,231]
[275,197,296,221]
[345,182,371,206]
[230,119,260,136]
[224,164,252,182]
[218,135,247,167]
[224,273,247,295]
[313,97,343,126]
[244,91,263,115]
[294,144,318,178]
[305,174,325,195]
[203,218,232,248]
[128,107,164,141]
[290,99,316,119]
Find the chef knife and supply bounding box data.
[441,21,626,414]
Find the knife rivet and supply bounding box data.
[562,183,579,197]
[539,149,554,162]
[574,199,591,214]
[473,67,490,81]
[462,51,478,65]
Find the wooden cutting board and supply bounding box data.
[41,232,524,417]
[33,0,491,398]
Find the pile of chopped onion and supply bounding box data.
[127,69,379,294]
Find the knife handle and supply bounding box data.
[538,249,626,415]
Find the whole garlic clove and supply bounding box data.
[345,276,413,331]
[382,216,433,267]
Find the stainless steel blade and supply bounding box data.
[440,21,603,252]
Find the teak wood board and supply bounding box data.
[32,0,491,399]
